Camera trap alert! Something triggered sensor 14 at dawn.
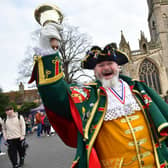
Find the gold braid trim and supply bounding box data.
[158,123,168,134]
[71,157,80,168]
[86,92,107,167]
[132,90,161,168]
[38,56,63,85]
[84,89,100,140]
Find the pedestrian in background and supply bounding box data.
[40,112,46,136]
[35,111,42,137]
[0,116,6,156]
[2,106,26,168]
[43,115,51,136]
[25,117,32,134]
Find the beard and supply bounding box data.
[101,75,119,88]
[95,69,120,88]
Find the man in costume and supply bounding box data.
[29,3,168,168]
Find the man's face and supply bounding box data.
[50,38,59,50]
[94,61,119,80]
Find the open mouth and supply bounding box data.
[102,72,114,80]
[103,72,113,76]
[102,70,114,77]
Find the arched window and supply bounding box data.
[151,20,158,41]
[142,43,147,53]
[152,21,156,29]
[162,13,168,29]
[139,59,161,94]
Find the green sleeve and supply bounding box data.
[32,52,72,120]
[141,82,168,119]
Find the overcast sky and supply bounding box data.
[0,0,150,92]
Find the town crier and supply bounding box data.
[29,3,168,168]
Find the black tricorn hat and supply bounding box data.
[81,43,129,69]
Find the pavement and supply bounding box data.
[0,133,76,168]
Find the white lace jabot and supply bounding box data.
[33,47,57,56]
[104,80,141,121]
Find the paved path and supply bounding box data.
[0,133,76,168]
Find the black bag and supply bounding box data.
[0,123,2,136]
[21,139,29,149]
[21,139,29,157]
[0,123,2,132]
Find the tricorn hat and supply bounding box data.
[81,43,129,69]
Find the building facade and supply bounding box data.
[119,0,168,97]
[5,82,41,105]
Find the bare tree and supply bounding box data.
[59,24,94,83]
[17,24,94,86]
[17,30,40,87]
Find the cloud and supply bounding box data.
[58,0,150,48]
[0,0,150,92]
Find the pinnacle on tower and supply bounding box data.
[119,30,131,54]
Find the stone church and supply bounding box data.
[119,0,168,97]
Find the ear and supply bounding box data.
[94,67,99,79]
[94,67,97,75]
[118,66,122,72]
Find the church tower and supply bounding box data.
[19,82,24,94]
[147,0,168,74]
[120,0,168,96]
[119,31,131,57]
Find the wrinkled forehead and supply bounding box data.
[94,60,118,68]
[50,38,58,42]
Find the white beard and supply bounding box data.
[95,70,120,88]
[101,75,120,88]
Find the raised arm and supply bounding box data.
[29,51,72,120]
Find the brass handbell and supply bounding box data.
[34,3,64,26]
[34,3,64,49]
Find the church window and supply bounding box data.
[139,59,161,94]
[152,21,156,29]
[162,13,168,29]
[151,20,158,41]
[142,43,147,53]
